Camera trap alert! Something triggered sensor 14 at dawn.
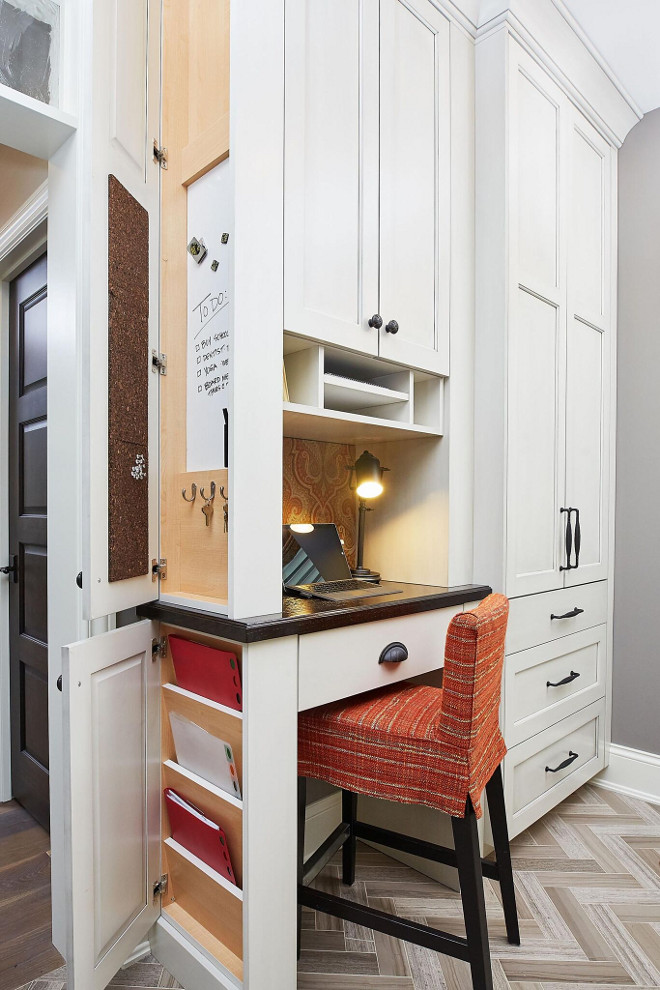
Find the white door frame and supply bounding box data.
[0,181,48,802]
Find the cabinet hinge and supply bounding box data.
[152,637,167,660]
[153,140,168,169]
[151,350,167,375]
[153,874,168,899]
[152,558,167,581]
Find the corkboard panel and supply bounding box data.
[108,175,150,581]
[282,438,358,568]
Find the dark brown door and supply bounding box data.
[7,253,49,830]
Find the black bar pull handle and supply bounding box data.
[574,507,581,569]
[547,670,581,688]
[545,751,579,773]
[560,507,573,571]
[550,607,584,620]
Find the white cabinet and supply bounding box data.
[284,0,450,375]
[477,36,614,601]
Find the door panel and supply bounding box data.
[506,288,565,596]
[284,0,379,353]
[378,0,449,374]
[8,254,49,829]
[564,318,608,584]
[62,621,160,990]
[570,114,609,330]
[84,0,160,619]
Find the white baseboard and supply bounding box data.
[594,743,660,806]
[121,939,152,969]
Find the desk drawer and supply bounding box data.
[506,581,608,655]
[298,607,461,711]
[504,624,606,746]
[504,700,605,838]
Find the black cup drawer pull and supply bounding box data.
[545,751,579,773]
[547,670,581,688]
[550,607,584,620]
[379,642,408,664]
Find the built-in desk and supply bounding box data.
[131,583,490,989]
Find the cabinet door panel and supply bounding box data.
[84,0,161,619]
[62,621,160,990]
[378,0,449,374]
[570,114,610,329]
[564,318,609,585]
[514,59,562,298]
[507,288,565,596]
[284,0,379,354]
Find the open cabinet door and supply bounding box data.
[62,621,161,990]
[81,0,162,619]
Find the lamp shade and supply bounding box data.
[354,450,384,499]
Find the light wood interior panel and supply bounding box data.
[161,0,230,604]
[163,902,243,980]
[163,841,243,964]
[161,685,243,786]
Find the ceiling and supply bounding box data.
[561,0,660,114]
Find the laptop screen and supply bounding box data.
[282,524,352,586]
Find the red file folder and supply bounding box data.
[164,788,237,885]
[169,635,242,711]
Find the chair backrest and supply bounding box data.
[437,593,509,769]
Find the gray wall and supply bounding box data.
[613,107,660,755]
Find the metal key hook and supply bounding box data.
[181,483,197,503]
[199,481,216,502]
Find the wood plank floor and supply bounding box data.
[9,785,660,989]
[0,802,63,990]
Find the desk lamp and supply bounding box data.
[348,449,389,582]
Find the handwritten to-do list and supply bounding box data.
[186,160,233,472]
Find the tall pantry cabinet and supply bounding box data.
[474,26,620,836]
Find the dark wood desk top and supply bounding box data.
[137,582,492,644]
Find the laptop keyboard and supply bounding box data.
[307,579,379,593]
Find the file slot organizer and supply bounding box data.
[283,334,444,443]
[160,627,244,981]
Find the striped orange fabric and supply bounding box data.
[298,594,509,818]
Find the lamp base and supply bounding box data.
[351,566,381,583]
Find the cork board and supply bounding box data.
[107,175,150,581]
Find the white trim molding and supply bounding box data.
[594,744,660,807]
[0,181,48,263]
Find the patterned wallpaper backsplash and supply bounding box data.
[283,438,358,568]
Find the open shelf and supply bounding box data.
[283,334,444,441]
[163,901,243,984]
[283,401,442,443]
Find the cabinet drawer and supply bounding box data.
[504,700,606,838]
[504,624,606,746]
[506,581,608,655]
[298,607,461,711]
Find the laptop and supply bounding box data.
[282,524,401,601]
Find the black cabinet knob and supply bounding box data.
[368,314,383,329]
[385,319,399,334]
[379,642,408,664]
[56,675,63,692]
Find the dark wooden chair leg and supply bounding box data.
[452,800,494,990]
[485,765,520,945]
[342,789,357,886]
[297,777,307,960]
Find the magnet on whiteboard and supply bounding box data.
[187,236,207,263]
[211,259,219,272]
[221,233,230,244]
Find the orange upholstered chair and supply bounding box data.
[297,593,519,990]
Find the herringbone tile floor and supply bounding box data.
[13,784,660,989]
[298,784,660,989]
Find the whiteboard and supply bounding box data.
[186,160,233,472]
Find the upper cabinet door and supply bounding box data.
[284,0,380,355]
[61,621,161,990]
[83,0,161,619]
[564,110,612,587]
[377,0,450,375]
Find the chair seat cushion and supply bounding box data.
[298,681,506,818]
